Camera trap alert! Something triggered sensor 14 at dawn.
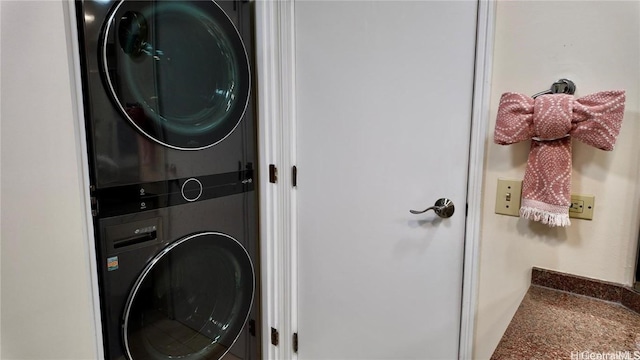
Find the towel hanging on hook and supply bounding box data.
[494,79,625,227]
[531,79,577,98]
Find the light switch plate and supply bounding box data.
[495,179,522,217]
[569,194,595,220]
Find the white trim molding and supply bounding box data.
[64,1,105,358]
[460,1,496,359]
[255,1,298,359]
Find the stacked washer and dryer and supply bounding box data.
[75,1,260,359]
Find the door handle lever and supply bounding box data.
[410,198,455,218]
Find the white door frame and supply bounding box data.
[255,1,298,359]
[65,2,107,358]
[255,1,496,359]
[460,1,496,358]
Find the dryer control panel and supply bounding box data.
[93,169,254,218]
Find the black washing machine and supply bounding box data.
[96,195,258,360]
[74,0,260,359]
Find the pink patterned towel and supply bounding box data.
[494,90,626,227]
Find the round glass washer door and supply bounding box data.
[123,232,254,360]
[102,0,250,150]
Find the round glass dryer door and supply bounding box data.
[102,1,250,150]
[123,232,254,360]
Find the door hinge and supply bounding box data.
[89,185,98,217]
[248,319,256,337]
[293,332,298,353]
[90,196,99,217]
[269,164,278,183]
[465,202,469,217]
[292,166,297,187]
[271,327,279,346]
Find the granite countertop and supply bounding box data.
[492,268,640,360]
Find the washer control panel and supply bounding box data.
[181,178,203,202]
[93,170,254,218]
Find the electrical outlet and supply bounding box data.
[570,199,584,213]
[495,179,522,217]
[569,194,595,220]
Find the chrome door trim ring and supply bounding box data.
[101,0,251,151]
[121,231,255,360]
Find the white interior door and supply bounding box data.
[295,1,478,359]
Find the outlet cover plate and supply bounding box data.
[569,194,595,220]
[495,179,522,217]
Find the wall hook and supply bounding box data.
[532,79,576,98]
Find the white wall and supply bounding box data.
[474,1,640,359]
[1,1,98,358]
[1,1,639,360]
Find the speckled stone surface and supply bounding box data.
[531,267,640,314]
[491,286,640,360]
[532,267,624,302]
[622,287,640,314]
